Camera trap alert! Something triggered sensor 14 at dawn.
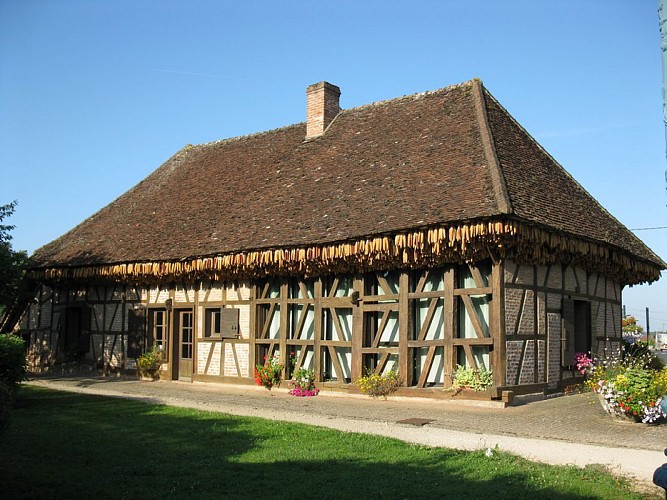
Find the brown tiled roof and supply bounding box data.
[31,79,665,283]
[482,91,665,268]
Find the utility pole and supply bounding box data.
[646,306,651,334]
[660,0,667,204]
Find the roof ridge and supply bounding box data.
[471,79,512,215]
[192,80,479,149]
[193,122,304,149]
[340,79,477,114]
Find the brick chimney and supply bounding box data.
[306,81,341,139]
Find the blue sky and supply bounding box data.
[1,0,666,330]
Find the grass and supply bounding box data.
[0,386,654,499]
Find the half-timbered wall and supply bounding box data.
[20,258,623,396]
[503,259,622,390]
[252,264,498,390]
[20,284,142,371]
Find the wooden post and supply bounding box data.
[351,275,364,381]
[313,279,323,382]
[491,261,506,387]
[398,271,410,386]
[279,282,288,375]
[248,283,256,378]
[443,267,454,388]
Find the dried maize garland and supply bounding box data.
[33,219,660,285]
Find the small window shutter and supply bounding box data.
[220,308,240,338]
[127,307,146,358]
[562,298,575,368]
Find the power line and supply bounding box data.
[630,226,667,231]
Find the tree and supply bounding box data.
[0,201,29,322]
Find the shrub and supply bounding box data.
[136,346,163,372]
[452,365,493,392]
[0,334,26,395]
[355,368,400,399]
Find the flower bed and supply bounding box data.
[575,346,667,424]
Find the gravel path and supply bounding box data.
[26,375,667,489]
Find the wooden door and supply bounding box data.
[173,309,194,380]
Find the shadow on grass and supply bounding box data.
[1,387,637,500]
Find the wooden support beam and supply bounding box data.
[249,283,256,376]
[460,295,487,339]
[443,268,454,389]
[313,279,323,382]
[417,345,436,388]
[328,345,345,384]
[351,276,363,381]
[279,282,288,376]
[418,298,438,342]
[399,271,410,386]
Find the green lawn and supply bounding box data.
[0,386,652,499]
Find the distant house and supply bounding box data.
[13,79,665,399]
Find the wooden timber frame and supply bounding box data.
[17,254,628,400]
[251,262,503,392]
[21,283,143,373]
[19,261,507,396]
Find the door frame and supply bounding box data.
[171,308,195,380]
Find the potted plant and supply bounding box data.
[289,367,319,397]
[254,354,284,391]
[136,346,163,381]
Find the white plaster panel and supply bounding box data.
[202,286,223,303]
[198,342,221,376]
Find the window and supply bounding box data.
[205,307,240,338]
[456,264,491,370]
[180,311,194,359]
[205,309,221,338]
[149,309,168,361]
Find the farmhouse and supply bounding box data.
[13,79,665,399]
